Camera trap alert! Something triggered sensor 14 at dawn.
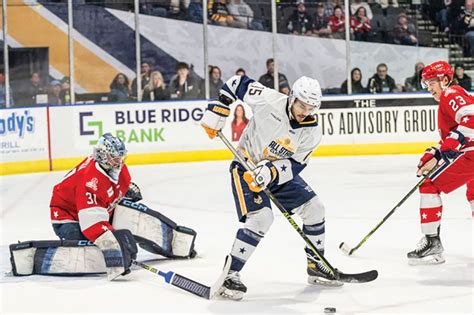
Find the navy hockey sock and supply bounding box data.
[303,221,325,254]
[229,228,262,272]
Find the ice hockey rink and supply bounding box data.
[0,154,472,314]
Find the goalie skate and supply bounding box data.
[407,235,445,266]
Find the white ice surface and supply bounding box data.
[0,155,472,314]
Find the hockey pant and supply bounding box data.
[228,161,325,272]
[10,200,196,276]
[419,151,474,235]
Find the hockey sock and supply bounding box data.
[229,228,262,272]
[303,221,325,256]
[419,185,443,235]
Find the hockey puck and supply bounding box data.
[324,307,336,313]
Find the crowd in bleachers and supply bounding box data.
[4,58,473,108]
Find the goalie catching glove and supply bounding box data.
[243,160,278,193]
[200,101,230,139]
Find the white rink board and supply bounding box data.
[0,102,440,170]
[0,107,49,163]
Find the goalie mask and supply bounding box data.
[93,133,127,176]
[288,76,322,119]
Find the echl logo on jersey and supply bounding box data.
[264,137,295,160]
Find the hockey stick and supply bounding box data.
[132,255,231,299]
[339,164,441,256]
[217,131,377,283]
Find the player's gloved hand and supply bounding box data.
[124,182,142,202]
[243,160,278,193]
[440,130,465,163]
[200,101,230,139]
[416,147,440,177]
[94,229,138,280]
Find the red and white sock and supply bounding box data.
[420,193,442,235]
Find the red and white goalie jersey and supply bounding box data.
[50,156,131,242]
[438,85,474,150]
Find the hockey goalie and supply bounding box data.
[9,133,197,280]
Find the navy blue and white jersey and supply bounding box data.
[220,75,322,185]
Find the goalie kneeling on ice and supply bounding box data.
[9,200,197,276]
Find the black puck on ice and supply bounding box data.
[324,307,336,313]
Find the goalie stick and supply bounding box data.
[217,131,378,284]
[133,255,231,299]
[339,164,441,256]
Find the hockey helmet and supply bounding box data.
[93,133,127,171]
[421,61,453,88]
[289,76,322,116]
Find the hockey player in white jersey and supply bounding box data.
[200,75,341,300]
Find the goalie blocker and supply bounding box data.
[10,200,197,277]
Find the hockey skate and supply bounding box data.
[307,256,343,287]
[407,235,445,265]
[218,271,247,301]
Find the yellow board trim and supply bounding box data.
[0,142,436,176]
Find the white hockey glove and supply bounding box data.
[243,160,278,193]
[200,101,230,139]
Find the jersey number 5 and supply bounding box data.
[449,96,466,111]
[86,192,97,205]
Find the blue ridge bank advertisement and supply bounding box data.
[0,108,49,162]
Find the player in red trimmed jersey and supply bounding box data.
[49,133,140,279]
[409,61,474,265]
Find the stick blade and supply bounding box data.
[339,242,353,256]
[209,254,232,299]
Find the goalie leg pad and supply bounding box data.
[113,200,197,258]
[10,240,106,276]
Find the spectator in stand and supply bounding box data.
[209,0,246,28]
[393,13,418,45]
[376,0,399,9]
[323,0,343,17]
[329,5,345,39]
[428,0,452,33]
[142,71,169,101]
[231,104,249,142]
[286,0,313,35]
[258,58,290,95]
[454,64,472,90]
[313,3,331,37]
[169,62,202,100]
[48,80,63,105]
[235,68,246,76]
[350,0,373,20]
[0,73,14,107]
[21,72,45,106]
[367,63,397,93]
[59,76,71,104]
[209,66,224,98]
[227,0,264,30]
[109,73,131,102]
[188,0,203,23]
[340,68,367,94]
[131,62,151,99]
[404,62,425,92]
[351,6,372,41]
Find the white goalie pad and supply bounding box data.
[112,200,196,258]
[10,240,106,276]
